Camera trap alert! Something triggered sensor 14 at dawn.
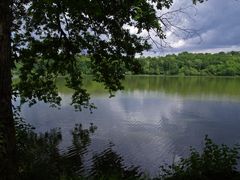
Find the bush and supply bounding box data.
[157,136,240,180]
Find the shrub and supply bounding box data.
[157,136,240,180]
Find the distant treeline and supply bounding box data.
[15,51,240,77]
[79,51,240,76]
[137,51,240,76]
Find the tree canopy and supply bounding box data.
[11,0,204,110]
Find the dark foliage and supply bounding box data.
[157,136,240,180]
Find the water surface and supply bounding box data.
[22,76,240,176]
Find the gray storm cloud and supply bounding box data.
[145,0,240,56]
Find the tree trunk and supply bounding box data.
[0,0,16,179]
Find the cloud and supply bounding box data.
[172,39,186,48]
[145,0,240,56]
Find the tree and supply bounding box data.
[0,1,16,179]
[0,0,205,179]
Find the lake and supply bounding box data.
[21,76,240,176]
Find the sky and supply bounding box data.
[143,0,240,56]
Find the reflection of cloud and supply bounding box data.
[86,92,187,175]
[107,91,184,126]
[58,93,72,107]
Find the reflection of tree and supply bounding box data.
[60,123,97,178]
[15,121,240,180]
[17,127,63,180]
[74,75,240,99]
[17,123,142,179]
[17,123,97,180]
[90,144,142,180]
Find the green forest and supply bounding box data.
[78,51,240,76]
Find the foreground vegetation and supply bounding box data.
[14,119,240,180]
[70,51,240,76]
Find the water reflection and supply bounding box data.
[17,122,240,180]
[57,76,240,101]
[89,144,142,179]
[21,76,240,176]
[61,124,97,176]
[17,124,142,180]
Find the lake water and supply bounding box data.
[21,76,240,176]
